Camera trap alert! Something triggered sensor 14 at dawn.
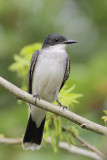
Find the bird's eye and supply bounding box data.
[55,39,59,42]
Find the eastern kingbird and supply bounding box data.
[22,33,76,150]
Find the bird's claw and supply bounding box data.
[56,98,67,110]
[33,94,40,104]
[62,105,67,110]
[57,104,67,110]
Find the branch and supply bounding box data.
[0,137,103,160]
[62,125,105,158]
[0,137,22,144]
[0,76,107,135]
[46,138,103,160]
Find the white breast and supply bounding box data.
[31,44,68,127]
[32,44,68,102]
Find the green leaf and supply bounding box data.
[102,116,107,120]
[103,110,107,115]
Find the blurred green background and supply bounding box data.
[0,0,107,160]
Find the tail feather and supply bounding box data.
[22,114,46,150]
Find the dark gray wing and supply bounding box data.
[27,50,40,94]
[60,55,70,91]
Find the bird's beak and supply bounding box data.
[64,40,77,44]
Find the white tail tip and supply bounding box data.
[22,142,41,151]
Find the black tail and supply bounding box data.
[22,114,46,150]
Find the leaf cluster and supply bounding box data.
[102,110,107,125]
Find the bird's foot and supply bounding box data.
[58,103,67,110]
[56,98,67,110]
[62,105,67,110]
[33,94,40,104]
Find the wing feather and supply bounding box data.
[60,55,70,91]
[27,50,40,94]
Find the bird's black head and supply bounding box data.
[42,33,76,48]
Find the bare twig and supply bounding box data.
[0,137,103,160]
[0,137,22,144]
[0,76,107,135]
[62,125,105,158]
[46,137,103,160]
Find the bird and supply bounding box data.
[22,33,76,151]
